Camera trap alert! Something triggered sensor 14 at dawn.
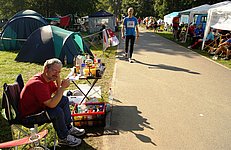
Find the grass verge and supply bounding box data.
[0,44,116,149]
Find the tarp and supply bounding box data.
[202,2,231,49]
[0,10,47,50]
[15,25,93,64]
[88,10,115,33]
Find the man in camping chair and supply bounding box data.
[18,58,85,147]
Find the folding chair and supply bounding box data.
[204,35,220,51]
[1,74,56,149]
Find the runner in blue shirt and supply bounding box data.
[122,7,139,63]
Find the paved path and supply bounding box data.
[102,28,231,150]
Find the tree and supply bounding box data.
[0,0,228,21]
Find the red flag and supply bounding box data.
[106,29,119,47]
[102,29,110,51]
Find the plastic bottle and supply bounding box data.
[30,128,37,140]
[106,103,111,113]
[77,105,82,113]
[30,128,39,146]
[80,63,85,76]
[108,88,113,101]
[73,56,76,66]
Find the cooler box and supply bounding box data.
[71,102,106,127]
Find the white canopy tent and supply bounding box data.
[164,12,178,25]
[179,1,231,43]
[202,1,231,49]
[179,4,210,24]
[179,4,211,42]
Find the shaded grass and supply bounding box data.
[155,31,231,69]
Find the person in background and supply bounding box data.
[138,17,142,26]
[188,23,196,38]
[212,33,231,60]
[18,58,85,147]
[153,19,158,32]
[209,33,230,54]
[188,27,214,49]
[121,7,139,63]
[172,14,180,40]
[191,24,204,45]
[99,24,106,40]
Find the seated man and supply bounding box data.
[212,35,231,60]
[191,24,204,45]
[188,23,196,38]
[18,58,85,147]
[188,27,214,49]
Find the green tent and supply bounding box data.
[0,10,47,50]
[15,25,92,64]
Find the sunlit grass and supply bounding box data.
[0,43,116,148]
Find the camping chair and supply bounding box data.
[204,35,220,51]
[1,74,56,149]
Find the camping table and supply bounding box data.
[69,67,105,104]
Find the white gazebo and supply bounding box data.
[202,1,231,49]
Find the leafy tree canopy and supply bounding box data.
[0,0,227,20]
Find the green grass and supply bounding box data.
[155,31,231,69]
[0,44,116,149]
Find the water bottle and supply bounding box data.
[30,128,37,140]
[108,88,113,101]
[30,128,39,146]
[77,104,82,113]
[80,63,85,76]
[106,103,111,113]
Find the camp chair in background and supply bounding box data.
[1,74,56,149]
[204,35,220,51]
